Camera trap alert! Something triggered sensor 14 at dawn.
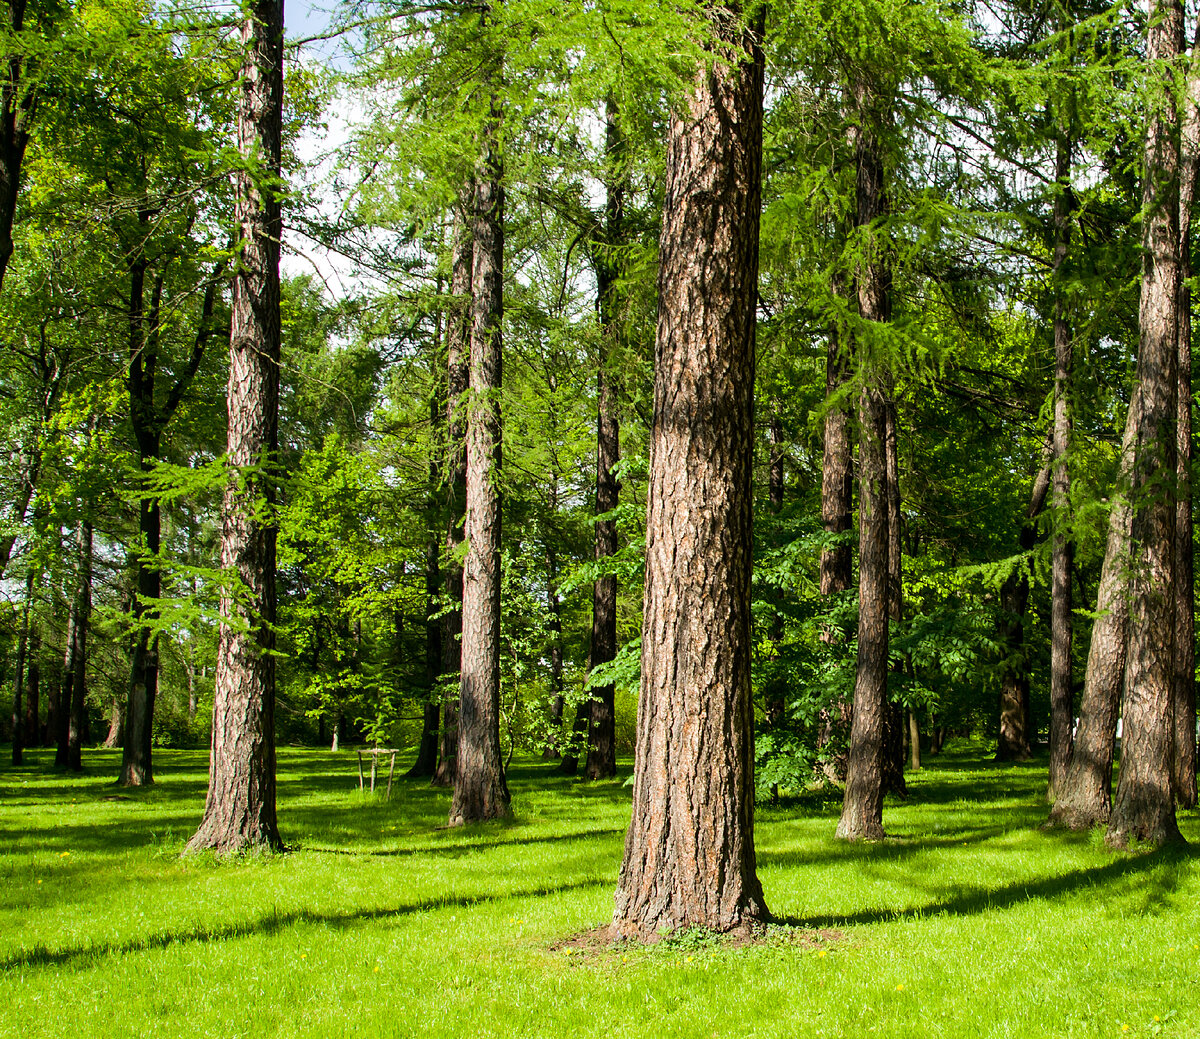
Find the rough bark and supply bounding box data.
[612,10,768,938]
[10,573,31,764]
[820,301,854,598]
[882,393,906,798]
[908,709,921,771]
[66,520,92,772]
[186,0,284,855]
[996,442,1053,762]
[1048,131,1075,802]
[585,97,623,782]
[1172,25,1200,809]
[1047,395,1139,829]
[103,698,122,749]
[1107,0,1186,849]
[543,553,565,761]
[450,86,510,826]
[433,204,471,789]
[838,78,891,841]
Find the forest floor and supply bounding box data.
[1,743,1198,1038]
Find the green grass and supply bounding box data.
[2,743,1198,1038]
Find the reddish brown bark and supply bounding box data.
[612,10,767,937]
[66,520,92,772]
[1107,0,1185,848]
[186,0,284,855]
[882,393,906,798]
[450,88,510,826]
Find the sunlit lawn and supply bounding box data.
[2,742,1198,1038]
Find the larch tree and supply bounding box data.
[186,0,284,855]
[611,3,768,938]
[1105,0,1185,849]
[449,31,510,824]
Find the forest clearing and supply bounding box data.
[3,744,1199,1038]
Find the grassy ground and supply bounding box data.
[1,743,1198,1039]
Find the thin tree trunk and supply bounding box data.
[1107,0,1185,848]
[0,0,33,295]
[434,203,471,789]
[10,572,31,764]
[103,698,122,749]
[450,76,510,826]
[882,394,906,798]
[186,0,284,854]
[1172,20,1200,809]
[1048,131,1075,802]
[613,9,767,938]
[585,97,623,782]
[908,709,921,771]
[67,520,92,772]
[27,630,40,745]
[543,543,565,761]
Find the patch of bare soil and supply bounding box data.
[549,922,845,961]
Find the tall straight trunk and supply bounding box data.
[66,520,92,771]
[996,441,1053,762]
[838,79,891,841]
[764,413,786,730]
[1107,0,1185,848]
[434,203,471,789]
[585,96,623,783]
[186,0,284,855]
[1048,131,1075,802]
[1172,25,1200,809]
[908,710,921,771]
[882,394,906,797]
[0,0,33,294]
[1047,394,1139,828]
[450,81,510,826]
[103,697,122,748]
[543,554,565,760]
[612,8,767,938]
[27,631,40,743]
[10,572,31,764]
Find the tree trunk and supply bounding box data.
[1047,394,1140,828]
[10,573,31,764]
[67,520,92,772]
[908,709,921,771]
[838,77,891,841]
[27,631,40,745]
[996,443,1053,761]
[585,97,623,783]
[820,297,853,598]
[450,82,510,826]
[186,0,284,855]
[1172,23,1200,809]
[0,0,33,295]
[433,203,471,789]
[612,10,768,938]
[543,545,566,761]
[1107,0,1185,848]
[881,394,906,798]
[103,697,123,749]
[1048,131,1075,802]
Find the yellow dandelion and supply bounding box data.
[373,966,380,973]
[1121,1025,1130,1033]
[36,879,42,885]
[817,949,828,958]
[686,956,694,963]
[300,953,307,960]
[895,984,905,992]
[1154,1016,1161,1022]
[59,851,70,858]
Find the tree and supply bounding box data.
[186,0,284,855]
[611,4,768,938]
[1105,0,1185,849]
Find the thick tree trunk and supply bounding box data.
[585,102,622,782]
[612,10,768,938]
[450,88,510,826]
[1047,395,1140,829]
[996,443,1053,762]
[838,78,891,841]
[66,520,92,772]
[186,0,284,855]
[1107,0,1185,848]
[433,204,471,789]
[1048,132,1075,802]
[1172,28,1200,809]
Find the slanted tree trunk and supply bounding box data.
[585,98,623,782]
[1107,0,1185,849]
[838,78,891,841]
[433,203,471,789]
[612,9,767,939]
[1048,130,1075,802]
[996,441,1053,762]
[186,0,284,855]
[1047,396,1139,828]
[1172,25,1200,809]
[103,698,122,748]
[450,78,510,826]
[66,520,92,772]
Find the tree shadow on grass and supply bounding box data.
[0,876,611,973]
[295,826,626,858]
[774,845,1199,929]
